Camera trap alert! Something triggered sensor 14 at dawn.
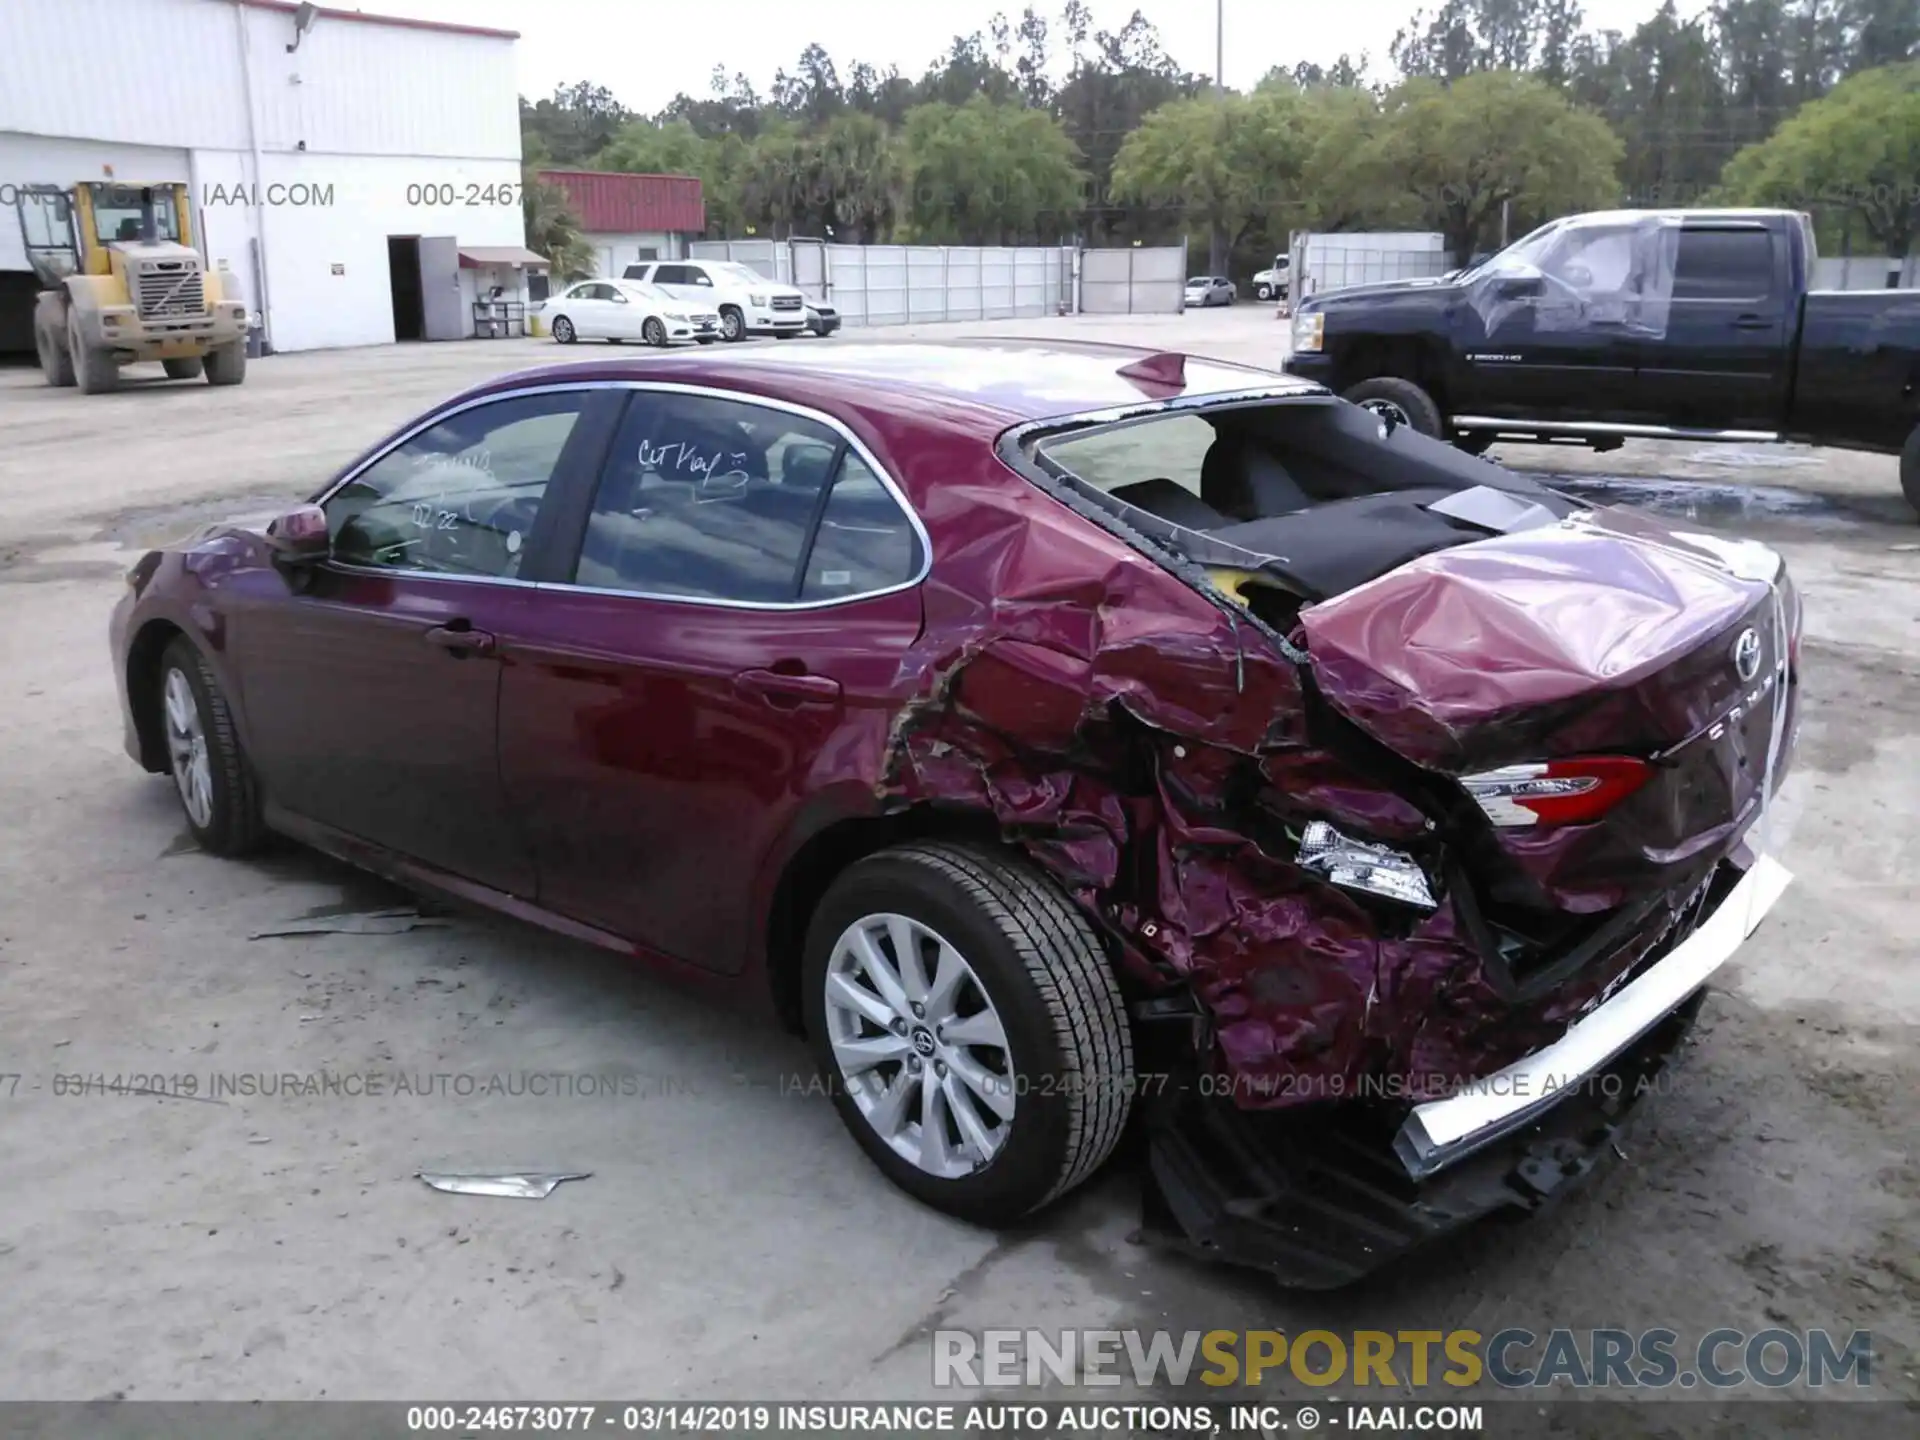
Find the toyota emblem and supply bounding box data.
[1732,628,1762,682]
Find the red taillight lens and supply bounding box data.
[1459,757,1653,828]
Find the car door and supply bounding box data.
[495,386,928,972]
[1449,217,1647,421]
[1633,224,1788,432]
[602,283,644,340]
[556,282,599,338]
[229,387,624,895]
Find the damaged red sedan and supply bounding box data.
[112,340,1799,1286]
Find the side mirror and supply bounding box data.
[265,503,330,564]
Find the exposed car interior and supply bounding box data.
[1033,397,1578,610]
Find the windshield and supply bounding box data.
[711,262,771,286]
[618,281,670,304]
[87,184,182,244]
[1460,221,1563,282]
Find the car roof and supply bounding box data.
[464,338,1313,431]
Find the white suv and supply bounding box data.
[624,260,809,342]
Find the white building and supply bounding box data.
[0,0,542,353]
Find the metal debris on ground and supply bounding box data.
[249,908,450,939]
[417,1171,592,1200]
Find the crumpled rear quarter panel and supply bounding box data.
[872,449,1771,1104]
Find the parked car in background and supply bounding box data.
[1284,207,1920,516]
[805,301,841,337]
[534,279,717,347]
[624,259,809,342]
[112,340,1797,1288]
[1184,275,1235,308]
[1252,253,1290,302]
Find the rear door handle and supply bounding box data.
[423,622,495,656]
[1731,314,1774,330]
[734,668,841,705]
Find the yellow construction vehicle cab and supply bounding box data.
[18,182,250,393]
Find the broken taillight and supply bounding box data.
[1459,757,1652,828]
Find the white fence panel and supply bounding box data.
[692,239,1082,324]
[1812,254,1920,290]
[1079,245,1186,314]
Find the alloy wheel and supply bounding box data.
[163,667,214,828]
[1360,397,1412,430]
[822,912,1015,1179]
[721,310,744,341]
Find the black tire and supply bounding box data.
[801,841,1134,1227]
[1342,376,1443,438]
[37,321,77,386]
[158,638,265,857]
[1902,425,1920,520]
[719,306,745,342]
[70,318,119,394]
[204,341,246,386]
[695,335,717,345]
[1255,284,1274,301]
[551,315,576,344]
[163,357,204,380]
[642,317,667,347]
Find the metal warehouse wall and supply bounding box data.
[2,0,526,353]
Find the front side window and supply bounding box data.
[324,392,586,579]
[575,393,918,604]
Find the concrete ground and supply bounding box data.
[0,308,1914,1408]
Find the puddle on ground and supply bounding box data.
[1542,473,1912,528]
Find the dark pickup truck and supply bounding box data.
[1283,208,1920,516]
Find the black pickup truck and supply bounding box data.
[1283,208,1920,516]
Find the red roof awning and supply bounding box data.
[537,170,705,236]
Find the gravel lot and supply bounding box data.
[0,308,1914,1409]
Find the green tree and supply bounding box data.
[1373,70,1624,264]
[519,82,630,167]
[898,97,1084,243]
[1717,61,1920,259]
[1109,89,1317,270]
[1295,86,1424,232]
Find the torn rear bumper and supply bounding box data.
[1138,853,1791,1290]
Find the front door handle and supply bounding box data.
[734,668,841,705]
[1731,314,1773,330]
[423,622,495,656]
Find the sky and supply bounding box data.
[355,0,1709,114]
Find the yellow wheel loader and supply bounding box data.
[18,183,251,394]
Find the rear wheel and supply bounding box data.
[70,318,119,394]
[802,841,1134,1226]
[204,341,246,386]
[163,357,204,380]
[158,638,265,856]
[1342,377,1443,438]
[1902,425,1920,520]
[551,315,576,344]
[641,317,667,347]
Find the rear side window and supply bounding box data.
[1673,229,1774,300]
[801,455,921,600]
[573,393,919,604]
